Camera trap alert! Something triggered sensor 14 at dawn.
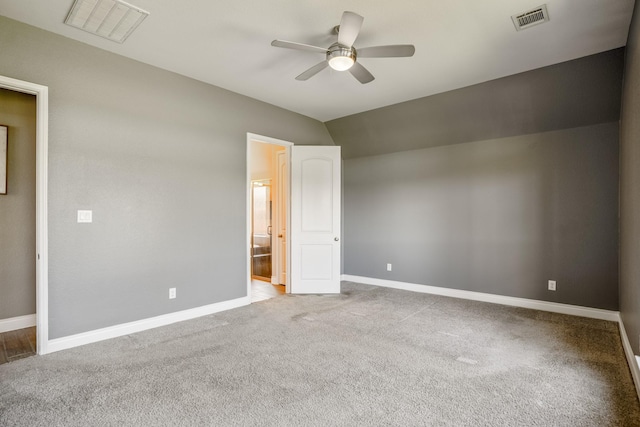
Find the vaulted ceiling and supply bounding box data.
[0,0,635,122]
[328,49,625,158]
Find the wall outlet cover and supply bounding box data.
[169,288,176,299]
[548,280,556,291]
[77,210,92,223]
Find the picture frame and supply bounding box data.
[0,125,7,195]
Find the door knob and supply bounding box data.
[334,237,340,241]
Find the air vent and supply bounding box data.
[512,4,549,31]
[64,0,150,43]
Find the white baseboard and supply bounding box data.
[618,317,640,400]
[341,275,619,321]
[0,314,36,333]
[46,296,250,354]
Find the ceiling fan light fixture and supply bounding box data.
[271,11,415,83]
[329,56,354,71]
[327,44,356,71]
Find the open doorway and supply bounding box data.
[0,88,37,364]
[247,134,291,303]
[0,87,37,362]
[0,75,48,356]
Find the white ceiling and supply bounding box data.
[0,0,635,121]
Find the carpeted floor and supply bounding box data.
[1,281,639,426]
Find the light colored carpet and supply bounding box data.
[1,281,639,426]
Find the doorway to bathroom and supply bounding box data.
[251,180,272,282]
[247,134,289,302]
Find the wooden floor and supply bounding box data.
[251,279,285,302]
[0,327,36,365]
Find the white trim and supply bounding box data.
[246,133,294,147]
[341,275,620,321]
[47,296,250,354]
[618,317,640,401]
[246,133,293,300]
[0,314,36,333]
[0,75,49,355]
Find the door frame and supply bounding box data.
[0,75,49,355]
[246,133,292,299]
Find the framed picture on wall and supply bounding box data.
[0,125,7,195]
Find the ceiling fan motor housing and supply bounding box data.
[327,43,357,71]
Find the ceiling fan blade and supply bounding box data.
[357,44,416,58]
[337,11,364,48]
[295,61,329,81]
[271,40,328,54]
[349,62,375,84]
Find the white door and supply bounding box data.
[290,146,341,294]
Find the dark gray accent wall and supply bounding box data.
[327,49,624,159]
[344,123,619,310]
[620,0,640,354]
[0,16,334,339]
[0,88,36,320]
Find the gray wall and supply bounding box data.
[0,88,36,320]
[327,49,624,159]
[620,0,640,353]
[344,123,619,310]
[0,16,334,339]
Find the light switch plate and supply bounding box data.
[77,210,93,223]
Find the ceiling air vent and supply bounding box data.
[64,0,150,43]
[511,4,549,31]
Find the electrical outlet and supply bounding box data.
[387,263,392,272]
[548,280,556,291]
[169,288,176,299]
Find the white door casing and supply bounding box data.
[274,150,288,287]
[290,146,341,294]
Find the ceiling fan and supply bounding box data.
[271,11,415,84]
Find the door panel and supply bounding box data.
[300,245,333,279]
[301,158,333,232]
[291,146,341,294]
